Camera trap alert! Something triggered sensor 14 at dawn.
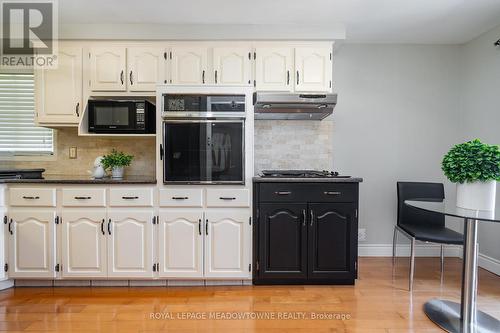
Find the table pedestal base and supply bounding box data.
[424,299,500,333]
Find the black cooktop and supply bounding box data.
[260,170,351,178]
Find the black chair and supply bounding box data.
[394,182,463,291]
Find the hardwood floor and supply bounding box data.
[0,257,499,332]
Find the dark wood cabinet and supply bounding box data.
[253,181,359,285]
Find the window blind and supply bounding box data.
[0,73,53,155]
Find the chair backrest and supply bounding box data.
[397,182,445,228]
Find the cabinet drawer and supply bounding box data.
[159,189,203,207]
[9,188,56,207]
[206,189,249,207]
[259,183,357,203]
[109,188,153,207]
[62,188,106,207]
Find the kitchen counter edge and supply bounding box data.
[252,177,363,183]
[0,177,157,185]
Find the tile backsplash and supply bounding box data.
[254,119,333,174]
[3,128,156,177]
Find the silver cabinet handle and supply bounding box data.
[302,209,306,227]
[172,196,188,200]
[324,191,341,196]
[310,210,314,227]
[297,70,299,85]
[74,196,91,200]
[219,197,236,200]
[22,196,39,199]
[122,196,138,200]
[275,191,291,195]
[129,71,133,85]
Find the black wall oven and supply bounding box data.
[88,99,155,134]
[162,94,246,185]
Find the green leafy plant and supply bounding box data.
[101,149,134,170]
[442,139,500,183]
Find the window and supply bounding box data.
[0,73,54,157]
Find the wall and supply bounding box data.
[331,44,462,246]
[461,23,500,263]
[2,128,156,177]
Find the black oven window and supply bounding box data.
[164,121,244,183]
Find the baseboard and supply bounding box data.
[478,253,500,276]
[358,243,461,257]
[0,279,13,290]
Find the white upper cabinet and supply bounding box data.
[8,210,56,278]
[107,210,154,278]
[158,210,203,278]
[213,47,252,86]
[204,210,250,278]
[294,47,332,92]
[35,47,82,126]
[255,47,294,92]
[170,46,208,85]
[127,48,165,92]
[61,210,107,278]
[89,47,127,91]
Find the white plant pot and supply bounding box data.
[111,166,125,179]
[456,180,497,211]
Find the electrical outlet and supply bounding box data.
[69,147,77,159]
[358,228,367,241]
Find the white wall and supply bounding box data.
[461,24,500,262]
[332,44,463,245]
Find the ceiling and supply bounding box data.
[59,0,500,43]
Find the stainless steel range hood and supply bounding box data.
[253,92,337,120]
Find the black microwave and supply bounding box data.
[88,100,156,134]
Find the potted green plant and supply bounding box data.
[101,149,134,179]
[442,139,500,210]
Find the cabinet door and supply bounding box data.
[0,205,5,280]
[294,47,332,92]
[61,210,107,278]
[213,47,252,86]
[170,47,208,85]
[107,210,154,278]
[255,47,293,92]
[127,48,165,92]
[308,203,357,281]
[158,210,203,278]
[204,210,250,278]
[35,47,82,125]
[258,204,307,280]
[90,47,127,91]
[8,210,56,278]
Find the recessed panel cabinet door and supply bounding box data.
[255,47,293,92]
[107,210,154,278]
[8,210,56,278]
[90,47,127,91]
[158,210,203,278]
[35,47,82,125]
[213,47,252,86]
[61,210,107,278]
[170,47,208,85]
[258,204,307,280]
[294,47,332,92]
[127,48,165,92]
[308,203,357,280]
[204,210,250,278]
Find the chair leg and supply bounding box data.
[392,227,398,265]
[440,244,444,283]
[409,237,415,291]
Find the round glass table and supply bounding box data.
[405,200,500,333]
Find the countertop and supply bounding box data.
[0,174,157,184]
[253,176,363,183]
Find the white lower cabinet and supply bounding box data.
[61,210,107,278]
[204,210,251,278]
[107,210,154,278]
[7,210,56,278]
[158,210,203,278]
